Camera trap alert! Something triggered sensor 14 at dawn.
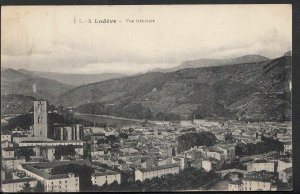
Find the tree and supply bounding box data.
[54,145,76,160]
[119,132,128,140]
[21,181,32,192]
[224,131,234,142]
[33,181,44,192]
[177,132,217,152]
[15,147,35,161]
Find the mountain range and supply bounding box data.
[1,68,73,103]
[1,52,292,121]
[152,55,270,72]
[55,54,291,121]
[18,69,127,86]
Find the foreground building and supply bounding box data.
[17,161,91,192]
[228,172,277,191]
[135,164,180,182]
[91,169,121,186]
[1,177,38,192]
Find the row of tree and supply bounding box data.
[92,167,219,191]
[177,131,217,153]
[235,137,284,156]
[54,145,76,160]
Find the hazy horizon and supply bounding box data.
[1,5,292,74]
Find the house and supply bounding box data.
[135,164,180,182]
[283,142,292,154]
[1,133,12,142]
[159,146,173,157]
[216,144,236,164]
[2,157,26,170]
[171,156,187,170]
[277,159,292,172]
[1,177,38,192]
[157,157,172,166]
[228,180,243,191]
[278,167,292,183]
[1,140,14,148]
[91,169,121,186]
[247,160,275,173]
[40,147,55,161]
[240,172,277,191]
[2,147,16,159]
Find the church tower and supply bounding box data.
[33,100,48,137]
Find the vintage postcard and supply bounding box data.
[1,5,292,192]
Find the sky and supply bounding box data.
[1,5,292,74]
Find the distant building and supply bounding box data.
[33,101,48,138]
[135,164,180,182]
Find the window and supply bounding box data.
[65,180,67,183]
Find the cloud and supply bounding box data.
[1,5,292,74]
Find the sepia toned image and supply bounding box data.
[1,4,292,192]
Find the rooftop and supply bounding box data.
[2,177,37,184]
[136,164,180,173]
[21,160,91,180]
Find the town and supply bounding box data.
[1,100,292,192]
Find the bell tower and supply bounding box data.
[33,100,48,137]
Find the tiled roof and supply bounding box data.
[93,169,120,176]
[2,147,18,151]
[2,177,37,184]
[21,160,91,180]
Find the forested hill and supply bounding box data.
[1,68,73,103]
[56,56,291,122]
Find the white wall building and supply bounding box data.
[135,164,180,182]
[91,170,121,186]
[247,160,275,173]
[1,178,38,192]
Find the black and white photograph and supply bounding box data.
[1,4,292,192]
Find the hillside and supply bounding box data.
[56,55,291,122]
[1,68,73,103]
[18,69,127,86]
[153,54,269,72]
[1,94,36,115]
